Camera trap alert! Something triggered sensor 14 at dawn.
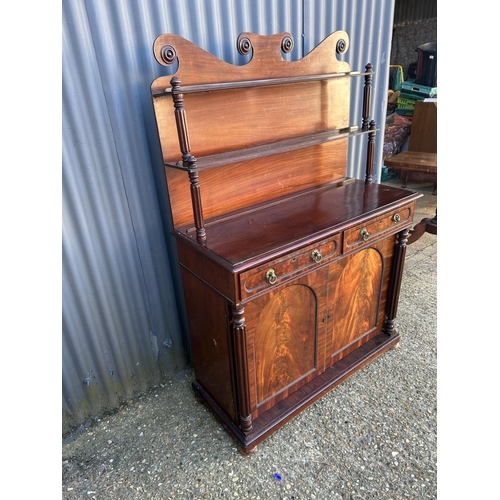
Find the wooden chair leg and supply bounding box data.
[402,171,408,188]
[407,209,437,244]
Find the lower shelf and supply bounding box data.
[192,330,400,454]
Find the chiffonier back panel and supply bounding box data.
[151,31,353,229]
[165,140,349,229]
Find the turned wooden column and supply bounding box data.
[383,228,409,335]
[231,304,253,434]
[185,156,206,245]
[362,63,373,131]
[364,120,376,184]
[362,64,375,184]
[170,77,206,245]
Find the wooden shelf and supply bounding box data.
[165,126,380,171]
[152,70,374,97]
[177,180,421,268]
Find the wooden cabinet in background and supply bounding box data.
[408,100,437,153]
[150,31,421,454]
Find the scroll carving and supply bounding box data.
[237,35,253,56]
[281,35,294,54]
[160,45,177,66]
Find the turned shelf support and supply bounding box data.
[364,120,376,184]
[361,64,376,184]
[362,63,373,131]
[171,76,206,245]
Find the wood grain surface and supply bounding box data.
[328,248,382,357]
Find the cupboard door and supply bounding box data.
[244,269,328,417]
[325,239,395,365]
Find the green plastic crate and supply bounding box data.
[401,81,437,98]
[396,108,414,117]
[397,96,416,110]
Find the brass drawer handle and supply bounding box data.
[311,249,322,263]
[360,228,370,241]
[266,269,278,285]
[392,213,401,223]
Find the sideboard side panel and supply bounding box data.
[179,267,237,423]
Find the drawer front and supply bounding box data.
[343,203,414,253]
[240,234,341,300]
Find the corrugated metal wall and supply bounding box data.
[62,0,395,435]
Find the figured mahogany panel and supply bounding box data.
[254,285,316,404]
[328,248,382,358]
[325,237,397,367]
[244,269,329,417]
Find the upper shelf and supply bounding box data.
[164,125,378,171]
[151,31,357,95]
[152,70,374,97]
[151,31,379,238]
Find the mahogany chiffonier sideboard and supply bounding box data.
[150,31,422,454]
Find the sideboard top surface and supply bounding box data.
[175,180,421,268]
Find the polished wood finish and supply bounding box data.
[150,31,421,454]
[383,151,437,195]
[383,150,437,243]
[179,268,237,421]
[407,210,437,245]
[408,100,437,153]
[383,151,437,173]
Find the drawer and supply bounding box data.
[343,203,414,253]
[240,234,341,300]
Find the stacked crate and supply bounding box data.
[396,80,437,117]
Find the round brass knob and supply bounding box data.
[360,228,370,241]
[392,213,401,223]
[311,250,322,263]
[266,269,278,284]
